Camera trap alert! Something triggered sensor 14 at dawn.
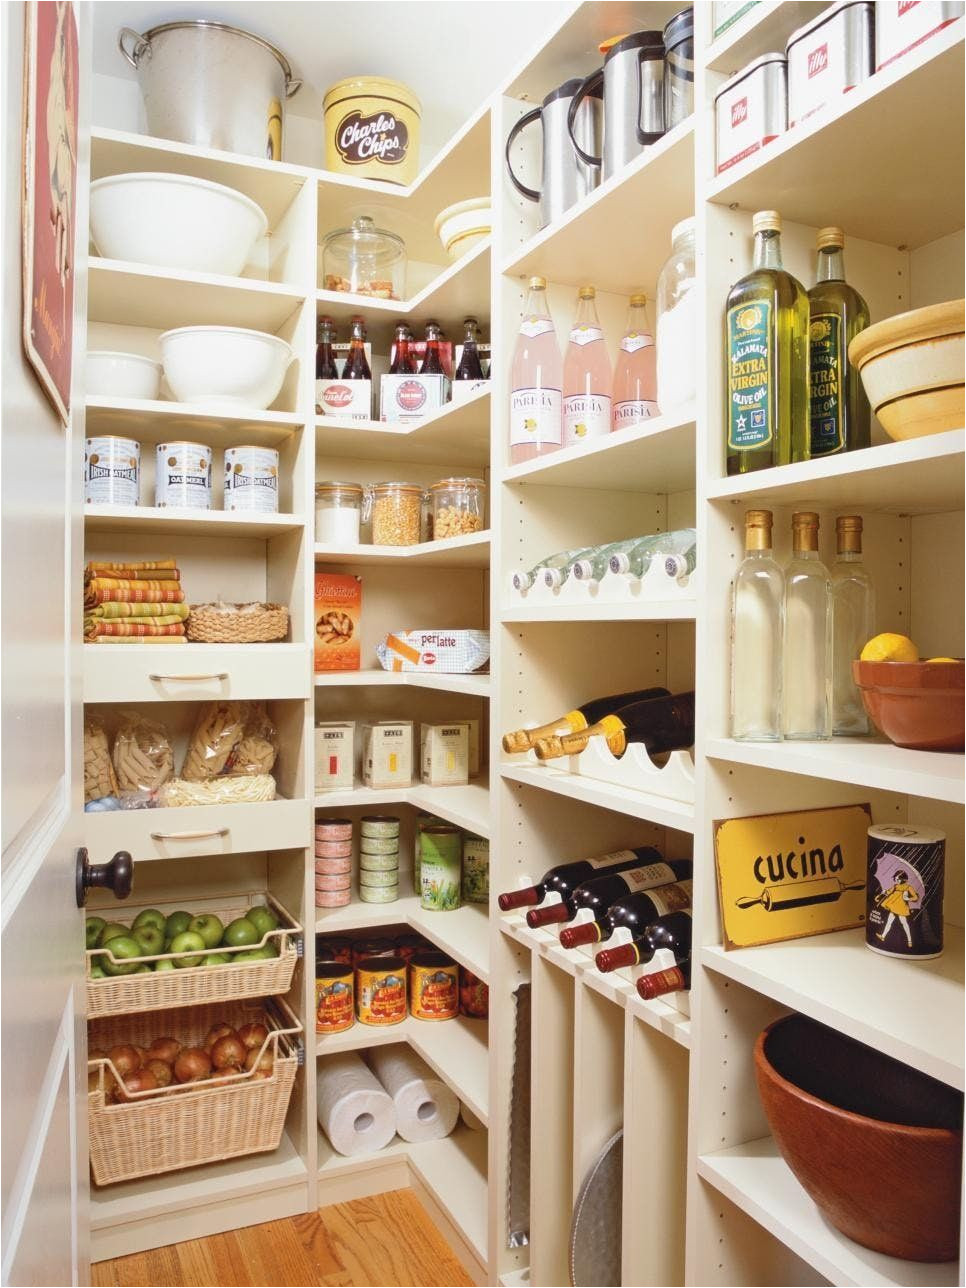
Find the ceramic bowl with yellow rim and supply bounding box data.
[434,197,491,262]
[848,299,964,441]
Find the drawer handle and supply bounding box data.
[149,672,229,682]
[150,827,230,841]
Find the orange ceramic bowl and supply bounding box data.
[852,659,964,751]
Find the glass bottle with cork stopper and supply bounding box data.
[731,508,784,741]
[831,514,874,736]
[783,511,832,741]
[808,226,871,457]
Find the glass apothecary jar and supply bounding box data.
[365,481,423,546]
[316,481,364,547]
[656,216,697,415]
[430,477,486,540]
[322,216,406,300]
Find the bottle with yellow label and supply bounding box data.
[725,210,809,475]
[501,686,670,754]
[807,227,870,457]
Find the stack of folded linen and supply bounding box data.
[84,559,188,643]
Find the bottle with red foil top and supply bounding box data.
[637,957,691,1000]
[559,866,693,947]
[389,322,418,374]
[563,285,612,447]
[596,907,693,973]
[612,293,658,431]
[498,846,661,920]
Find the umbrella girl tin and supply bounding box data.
[866,823,945,960]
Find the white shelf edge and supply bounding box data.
[316,236,491,316]
[314,669,489,697]
[85,395,304,429]
[500,599,697,623]
[314,779,490,838]
[88,255,308,303]
[500,763,696,833]
[315,385,490,437]
[313,530,489,563]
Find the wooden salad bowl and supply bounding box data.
[754,1013,963,1262]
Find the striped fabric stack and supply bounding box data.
[84,559,188,644]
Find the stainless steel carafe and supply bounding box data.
[567,31,666,182]
[505,79,602,230]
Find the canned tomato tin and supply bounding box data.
[316,934,352,965]
[459,967,489,1019]
[462,834,489,905]
[715,52,787,174]
[323,77,421,186]
[420,825,462,911]
[866,824,945,960]
[224,445,279,514]
[155,441,212,509]
[395,933,428,964]
[85,436,140,507]
[351,937,398,966]
[356,955,407,1025]
[359,851,399,872]
[316,818,353,842]
[316,962,354,1034]
[785,1,873,128]
[876,1,964,70]
[360,815,400,839]
[409,952,459,1021]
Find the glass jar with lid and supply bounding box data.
[315,481,364,547]
[430,477,486,540]
[365,481,423,546]
[322,216,406,300]
[655,216,697,415]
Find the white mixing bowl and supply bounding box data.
[160,326,295,410]
[86,350,162,400]
[89,172,269,277]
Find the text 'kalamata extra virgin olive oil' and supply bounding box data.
[808,227,870,457]
[726,211,809,475]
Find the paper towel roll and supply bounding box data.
[369,1043,459,1143]
[460,1101,485,1132]
[317,1052,397,1157]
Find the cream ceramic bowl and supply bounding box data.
[160,326,294,410]
[434,197,491,262]
[86,350,162,400]
[89,172,269,277]
[848,299,964,441]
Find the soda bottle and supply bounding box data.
[315,316,339,415]
[420,321,446,375]
[455,317,485,381]
[563,285,612,447]
[345,316,371,380]
[509,275,563,465]
[389,322,417,375]
[612,293,658,431]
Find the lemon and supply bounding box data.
[926,657,958,663]
[860,633,920,663]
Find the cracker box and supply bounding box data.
[421,722,470,787]
[363,721,414,789]
[314,573,362,672]
[315,722,355,791]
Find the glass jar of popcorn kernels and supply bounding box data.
[430,477,486,541]
[366,481,423,546]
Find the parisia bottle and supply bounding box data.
[501,686,670,754]
[831,515,873,736]
[534,691,695,761]
[498,847,664,913]
[563,285,612,446]
[783,512,832,740]
[731,510,783,741]
[596,908,693,973]
[559,865,693,947]
[510,546,596,593]
[455,317,485,381]
[637,957,691,999]
[726,211,809,475]
[808,228,870,457]
[612,293,658,430]
[510,276,563,464]
[610,528,697,578]
[524,847,667,928]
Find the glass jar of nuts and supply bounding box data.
[366,481,423,546]
[430,477,486,540]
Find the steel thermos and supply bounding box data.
[505,79,603,229]
[567,31,666,182]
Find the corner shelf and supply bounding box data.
[315,897,490,984]
[314,779,490,838]
[501,762,696,833]
[315,387,490,466]
[314,531,489,567]
[314,669,489,697]
[84,505,305,538]
[84,396,304,449]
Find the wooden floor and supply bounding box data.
[90,1189,473,1288]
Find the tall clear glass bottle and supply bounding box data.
[509,276,563,464]
[831,515,874,736]
[612,293,658,430]
[808,228,871,458]
[563,285,612,446]
[725,210,809,475]
[783,511,832,740]
[731,510,784,741]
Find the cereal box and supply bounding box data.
[314,573,361,672]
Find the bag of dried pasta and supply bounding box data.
[180,701,244,782]
[112,710,174,799]
[225,701,278,777]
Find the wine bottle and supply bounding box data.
[559,867,693,947]
[498,847,661,915]
[533,691,695,761]
[524,848,669,928]
[501,686,670,754]
[596,908,692,973]
[637,957,691,999]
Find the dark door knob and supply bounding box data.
[75,848,134,908]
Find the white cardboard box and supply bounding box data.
[421,721,470,786]
[363,721,414,789]
[315,722,355,791]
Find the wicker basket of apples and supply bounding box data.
[87,997,302,1185]
[85,894,301,1018]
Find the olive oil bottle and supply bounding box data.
[807,227,871,457]
[725,211,809,475]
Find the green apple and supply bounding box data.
[89,962,106,979]
[134,964,153,973]
[99,922,130,946]
[100,936,143,976]
[85,916,106,948]
[169,930,206,968]
[133,925,164,956]
[202,952,230,966]
[154,958,177,973]
[234,944,276,962]
[187,913,224,949]
[164,910,192,939]
[246,905,279,938]
[132,908,166,934]
[222,917,258,948]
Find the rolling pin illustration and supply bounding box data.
[736,877,865,912]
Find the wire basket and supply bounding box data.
[186,602,289,643]
[86,892,301,1019]
[88,998,302,1186]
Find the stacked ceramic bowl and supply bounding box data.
[358,816,401,904]
[315,819,354,908]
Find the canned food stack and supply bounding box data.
[84,435,280,513]
[315,818,354,908]
[359,815,401,903]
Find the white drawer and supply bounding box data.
[83,643,310,702]
[84,798,310,861]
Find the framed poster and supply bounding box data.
[22,0,79,425]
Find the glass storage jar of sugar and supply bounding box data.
[315,481,363,546]
[365,481,423,546]
[429,477,486,540]
[656,216,697,415]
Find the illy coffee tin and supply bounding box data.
[155,441,212,509]
[866,824,945,960]
[715,52,787,173]
[85,436,140,507]
[355,955,407,1025]
[876,1,964,70]
[316,962,354,1034]
[786,1,874,128]
[224,445,279,513]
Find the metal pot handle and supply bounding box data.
[118,27,149,69]
[566,70,604,168]
[636,50,666,146]
[285,77,302,99]
[505,107,542,203]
